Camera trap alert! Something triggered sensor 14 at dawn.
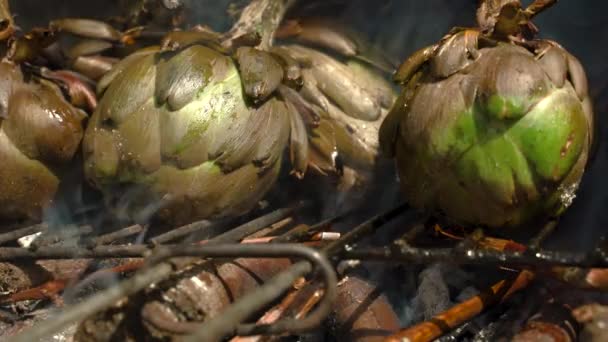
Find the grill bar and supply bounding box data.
[3,201,606,342]
[9,205,309,341]
[90,224,145,246]
[341,245,608,268]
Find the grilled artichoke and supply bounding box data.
[380,0,594,228]
[0,61,87,221]
[83,12,397,224]
[0,0,87,222]
[83,44,291,225]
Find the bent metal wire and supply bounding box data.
[3,203,608,341]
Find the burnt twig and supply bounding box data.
[0,223,48,245]
[91,224,145,246]
[341,245,608,269]
[386,270,535,342]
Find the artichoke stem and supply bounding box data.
[224,0,295,50]
[525,0,558,19]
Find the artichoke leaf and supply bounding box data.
[97,46,159,95]
[66,39,114,60]
[276,19,358,57]
[566,52,589,101]
[50,18,122,42]
[278,84,320,127]
[0,62,21,119]
[250,98,291,172]
[536,43,568,88]
[269,47,302,87]
[116,101,161,174]
[345,59,396,109]
[234,47,284,102]
[72,55,118,82]
[162,61,245,169]
[4,81,85,163]
[210,99,281,173]
[379,94,407,158]
[286,98,308,179]
[288,44,381,121]
[309,116,342,175]
[332,119,376,170]
[0,130,59,221]
[83,126,121,182]
[477,46,551,120]
[160,30,224,52]
[276,18,396,73]
[299,69,330,114]
[394,44,437,84]
[97,53,156,126]
[150,161,281,226]
[508,86,587,183]
[430,30,480,79]
[155,45,217,111]
[325,98,384,160]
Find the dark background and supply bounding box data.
[10,0,608,250]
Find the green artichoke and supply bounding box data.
[380,2,593,229]
[83,44,291,225]
[0,61,87,221]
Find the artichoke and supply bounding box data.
[83,13,398,224]
[0,0,87,222]
[83,43,291,225]
[0,61,87,221]
[380,0,594,229]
